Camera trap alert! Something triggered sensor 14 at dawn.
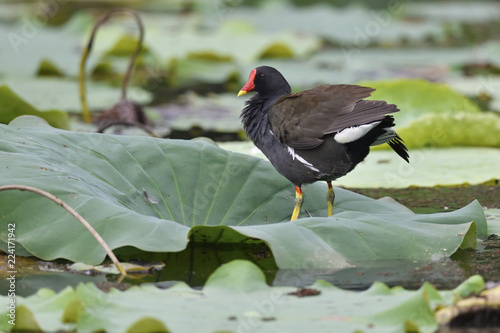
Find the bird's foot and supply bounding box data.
[291,186,303,221]
[327,181,335,217]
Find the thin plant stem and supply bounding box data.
[0,185,127,276]
[79,8,144,123]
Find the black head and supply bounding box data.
[238,66,291,98]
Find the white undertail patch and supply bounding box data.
[287,146,320,172]
[334,121,381,144]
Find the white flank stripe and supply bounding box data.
[287,146,320,172]
[334,121,381,144]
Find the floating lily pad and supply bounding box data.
[0,13,94,77]
[2,77,152,113]
[226,2,444,46]
[0,85,69,129]
[308,47,475,84]
[155,92,243,133]
[145,18,321,63]
[0,260,486,333]
[166,58,239,89]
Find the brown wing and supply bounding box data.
[268,84,399,149]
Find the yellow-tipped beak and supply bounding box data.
[238,69,256,97]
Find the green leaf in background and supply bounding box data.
[36,58,65,77]
[259,42,295,59]
[105,34,150,57]
[0,117,488,269]
[357,79,500,149]
[0,260,486,333]
[0,85,69,129]
[397,112,500,148]
[362,80,478,127]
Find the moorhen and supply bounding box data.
[237,66,409,221]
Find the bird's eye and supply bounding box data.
[259,73,265,79]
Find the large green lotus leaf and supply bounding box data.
[0,117,487,269]
[0,260,485,333]
[220,141,500,188]
[0,85,69,129]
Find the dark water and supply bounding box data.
[2,235,499,298]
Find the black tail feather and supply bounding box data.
[387,135,409,163]
[371,116,409,163]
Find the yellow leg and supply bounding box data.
[291,186,303,221]
[327,181,335,217]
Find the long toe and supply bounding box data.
[327,181,335,216]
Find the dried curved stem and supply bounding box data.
[79,8,144,123]
[0,185,127,276]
